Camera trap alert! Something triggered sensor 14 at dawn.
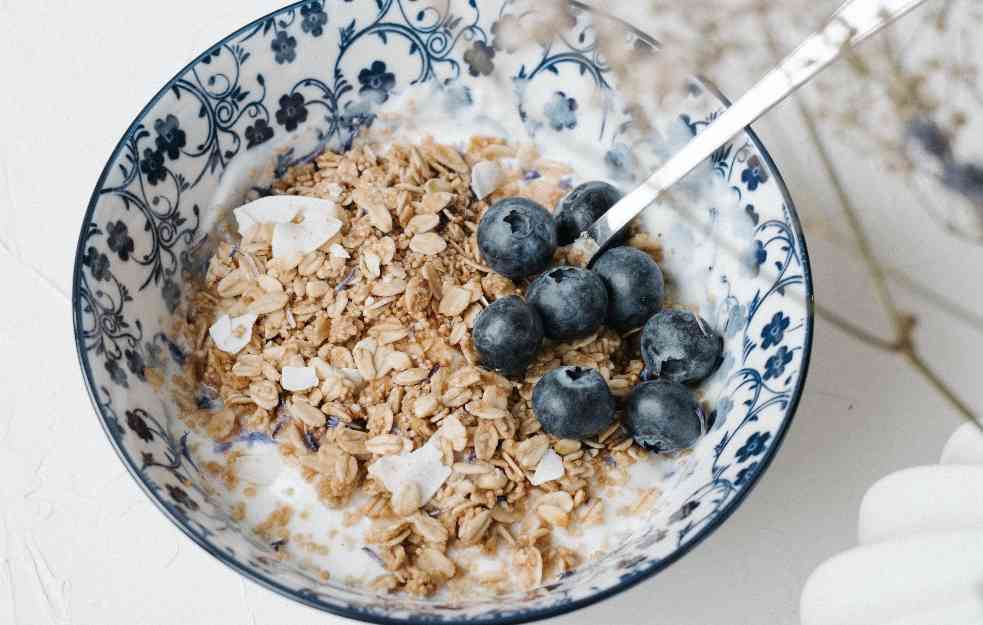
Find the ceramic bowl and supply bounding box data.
[73,1,813,622]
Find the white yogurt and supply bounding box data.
[191,78,737,593]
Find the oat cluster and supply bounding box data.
[180,133,659,596]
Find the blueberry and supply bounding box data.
[554,181,626,246]
[592,246,665,330]
[532,366,615,439]
[477,197,557,280]
[527,266,608,340]
[473,296,543,376]
[625,380,706,452]
[641,309,723,384]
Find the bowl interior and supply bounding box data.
[74,1,812,623]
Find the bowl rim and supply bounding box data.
[72,1,814,623]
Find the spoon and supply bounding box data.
[585,0,928,264]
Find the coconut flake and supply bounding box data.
[368,439,451,505]
[329,243,350,259]
[233,196,342,259]
[470,160,506,200]
[340,368,365,386]
[530,449,565,486]
[233,195,332,232]
[272,215,342,259]
[281,366,318,391]
[435,413,467,451]
[208,313,258,354]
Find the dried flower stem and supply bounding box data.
[803,220,983,334]
[813,303,897,352]
[761,17,983,433]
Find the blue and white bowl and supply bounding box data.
[73,1,813,623]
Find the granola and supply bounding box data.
[180,133,661,597]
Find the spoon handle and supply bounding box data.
[586,0,927,259]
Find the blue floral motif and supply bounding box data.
[275,93,308,131]
[106,220,134,262]
[105,359,128,388]
[761,311,790,349]
[125,348,146,381]
[544,91,578,131]
[751,239,767,270]
[271,31,297,65]
[669,501,700,523]
[736,432,771,463]
[358,61,396,104]
[300,1,328,37]
[153,114,186,160]
[463,41,495,77]
[162,278,181,314]
[764,346,794,381]
[734,462,759,486]
[605,143,637,181]
[82,246,111,282]
[144,341,164,370]
[741,155,769,190]
[139,148,167,186]
[245,119,274,149]
[745,203,760,225]
[127,409,154,442]
[167,484,199,511]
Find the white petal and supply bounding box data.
[368,439,451,505]
[530,449,565,485]
[470,160,506,200]
[281,366,319,392]
[209,313,257,354]
[329,243,350,259]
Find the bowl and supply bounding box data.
[73,1,813,622]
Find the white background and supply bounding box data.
[1,1,980,624]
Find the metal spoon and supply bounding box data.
[585,0,928,264]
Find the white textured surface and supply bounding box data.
[1,1,981,624]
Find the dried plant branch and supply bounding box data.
[904,350,983,432]
[801,221,983,334]
[814,303,898,352]
[759,14,983,433]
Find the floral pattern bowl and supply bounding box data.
[72,1,813,623]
